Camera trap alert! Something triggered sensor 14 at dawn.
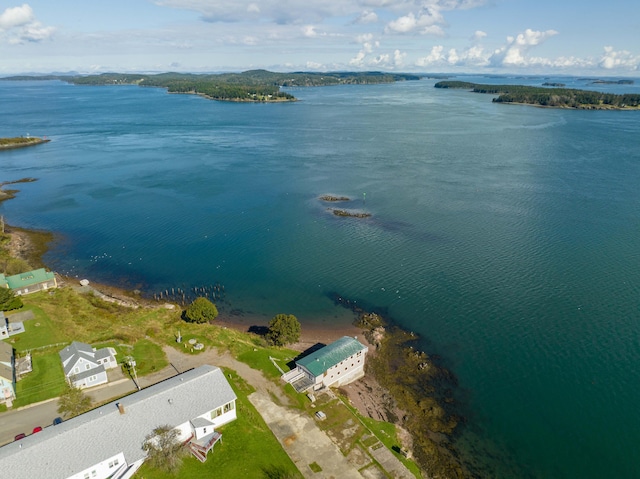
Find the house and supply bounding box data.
[0,364,237,479]
[0,268,57,296]
[0,341,15,407]
[59,341,118,389]
[0,311,26,339]
[282,336,368,392]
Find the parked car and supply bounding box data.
[14,433,26,441]
[32,426,42,434]
[53,417,63,425]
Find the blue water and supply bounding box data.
[2,78,640,478]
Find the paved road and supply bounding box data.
[1,345,414,479]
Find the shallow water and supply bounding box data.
[2,77,640,477]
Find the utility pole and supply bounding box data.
[125,356,140,390]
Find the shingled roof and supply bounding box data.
[0,365,237,479]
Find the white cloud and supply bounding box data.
[355,10,378,24]
[599,46,639,70]
[0,4,54,44]
[302,25,318,37]
[385,8,445,35]
[472,30,486,41]
[0,4,33,29]
[489,29,558,66]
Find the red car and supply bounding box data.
[32,426,42,434]
[14,433,26,441]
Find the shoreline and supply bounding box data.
[1,186,469,478]
[0,138,50,150]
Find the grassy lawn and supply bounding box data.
[5,304,69,352]
[13,351,67,407]
[132,339,168,376]
[136,369,302,479]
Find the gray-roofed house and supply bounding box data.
[0,364,237,479]
[282,336,368,392]
[59,341,118,389]
[0,341,15,407]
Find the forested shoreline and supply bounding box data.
[435,80,640,109]
[3,70,421,102]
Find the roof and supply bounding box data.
[59,341,97,375]
[297,336,367,377]
[0,364,237,479]
[4,268,55,289]
[0,342,13,365]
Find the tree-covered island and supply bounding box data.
[3,70,421,103]
[435,80,640,110]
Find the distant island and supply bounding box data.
[591,79,634,85]
[434,81,640,110]
[542,82,566,87]
[3,70,422,103]
[0,136,50,150]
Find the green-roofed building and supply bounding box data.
[282,336,368,392]
[0,268,57,296]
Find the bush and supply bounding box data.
[266,314,301,346]
[0,287,22,311]
[183,297,218,324]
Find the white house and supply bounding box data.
[0,341,15,407]
[59,341,118,389]
[282,336,368,392]
[0,364,237,479]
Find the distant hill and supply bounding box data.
[2,70,422,102]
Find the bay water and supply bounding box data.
[1,77,640,477]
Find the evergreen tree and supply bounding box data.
[0,287,22,311]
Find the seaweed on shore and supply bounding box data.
[329,292,471,478]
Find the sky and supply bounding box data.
[1,0,639,75]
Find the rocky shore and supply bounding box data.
[1,185,468,478]
[0,137,50,150]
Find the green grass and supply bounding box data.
[5,304,68,351]
[237,346,297,380]
[308,462,322,473]
[136,370,301,479]
[132,339,168,375]
[13,351,67,407]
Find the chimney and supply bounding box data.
[117,402,125,414]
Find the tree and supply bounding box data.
[0,287,22,311]
[266,314,301,346]
[183,297,218,323]
[142,425,187,474]
[57,383,92,419]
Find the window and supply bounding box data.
[114,459,119,466]
[74,367,79,373]
[109,462,114,468]
[211,407,222,418]
[84,474,90,479]
[224,402,234,413]
[92,470,97,477]
[86,364,91,370]
[203,427,207,434]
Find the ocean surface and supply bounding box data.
[2,76,640,478]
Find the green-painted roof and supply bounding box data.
[5,268,55,289]
[297,336,367,377]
